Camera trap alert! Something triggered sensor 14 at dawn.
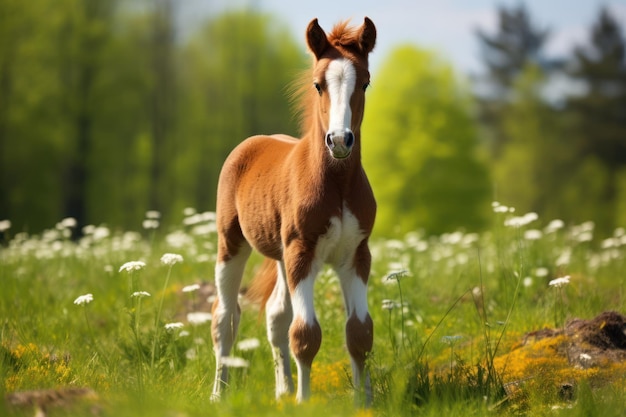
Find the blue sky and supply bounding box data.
[179,0,626,76]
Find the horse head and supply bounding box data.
[305,18,376,160]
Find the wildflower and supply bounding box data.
[161,253,184,266]
[0,219,11,232]
[545,219,565,233]
[145,210,161,219]
[549,275,570,288]
[119,261,146,273]
[60,217,77,229]
[576,231,593,243]
[556,249,572,266]
[221,356,249,368]
[441,335,463,345]
[237,338,261,351]
[165,231,193,248]
[182,284,201,293]
[196,254,212,263]
[131,291,151,298]
[523,277,533,287]
[74,294,93,306]
[92,226,110,241]
[524,229,543,240]
[504,212,538,228]
[382,299,396,310]
[183,207,197,217]
[534,267,549,277]
[492,201,514,213]
[165,322,184,330]
[187,312,212,325]
[383,270,408,284]
[142,219,159,229]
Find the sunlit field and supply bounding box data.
[1,204,625,416]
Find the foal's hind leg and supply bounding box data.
[265,261,294,398]
[211,243,252,400]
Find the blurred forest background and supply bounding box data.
[0,0,625,238]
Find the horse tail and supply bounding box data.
[247,258,277,312]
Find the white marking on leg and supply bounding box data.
[339,274,369,322]
[291,274,317,326]
[326,58,356,133]
[290,269,321,402]
[295,360,312,403]
[266,261,294,398]
[211,245,251,400]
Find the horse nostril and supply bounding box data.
[325,133,334,148]
[345,131,354,148]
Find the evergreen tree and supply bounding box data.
[475,4,550,157]
[476,4,550,95]
[568,8,626,172]
[566,7,626,232]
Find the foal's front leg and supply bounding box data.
[337,242,374,406]
[284,246,322,402]
[210,244,251,400]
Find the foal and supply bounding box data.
[211,17,377,404]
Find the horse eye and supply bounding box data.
[363,82,370,91]
[313,82,322,96]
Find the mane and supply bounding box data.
[327,19,362,49]
[288,19,364,137]
[287,69,314,137]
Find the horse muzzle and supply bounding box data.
[325,129,354,159]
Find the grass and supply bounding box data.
[1,205,625,416]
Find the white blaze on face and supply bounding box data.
[325,58,356,133]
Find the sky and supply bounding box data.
[178,0,626,77]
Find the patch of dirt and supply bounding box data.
[493,311,626,408]
[522,311,626,369]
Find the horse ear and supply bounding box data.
[306,18,328,59]
[358,17,377,54]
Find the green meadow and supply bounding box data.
[1,204,625,416]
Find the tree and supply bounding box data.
[565,8,626,233]
[476,4,550,95]
[362,46,491,237]
[173,12,307,214]
[0,6,307,233]
[62,0,116,231]
[475,4,551,158]
[493,64,574,219]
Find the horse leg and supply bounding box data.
[285,247,322,402]
[265,260,294,398]
[210,243,252,400]
[337,242,374,406]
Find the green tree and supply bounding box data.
[566,7,626,232]
[0,5,307,233]
[0,0,79,231]
[476,4,550,94]
[475,4,551,159]
[173,12,307,214]
[493,64,573,219]
[362,46,491,237]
